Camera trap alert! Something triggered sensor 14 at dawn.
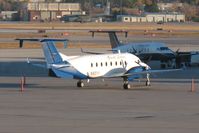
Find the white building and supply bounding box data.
[117,13,185,23]
[27,2,86,21]
[0,11,18,20]
[157,2,183,11]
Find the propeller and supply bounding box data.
[175,48,180,56]
[145,55,152,64]
[132,47,137,54]
[131,46,144,55]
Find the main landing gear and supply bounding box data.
[145,73,151,86]
[123,77,131,89]
[77,80,84,88]
[146,80,150,86]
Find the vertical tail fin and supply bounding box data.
[41,40,64,65]
[41,40,66,77]
[40,39,73,78]
[108,32,121,49]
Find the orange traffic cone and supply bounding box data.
[191,78,195,92]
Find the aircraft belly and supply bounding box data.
[103,68,126,77]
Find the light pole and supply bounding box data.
[120,0,123,15]
[89,0,94,17]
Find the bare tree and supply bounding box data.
[180,3,197,20]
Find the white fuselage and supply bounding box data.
[58,52,148,79]
[113,42,174,56]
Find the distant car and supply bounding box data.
[157,21,164,24]
[60,15,91,23]
[60,15,79,22]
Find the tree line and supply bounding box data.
[0,0,198,11]
[0,0,198,21]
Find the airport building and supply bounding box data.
[0,11,19,21]
[26,2,86,21]
[157,2,183,11]
[117,13,185,23]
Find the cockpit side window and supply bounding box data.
[125,61,127,66]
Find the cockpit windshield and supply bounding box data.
[159,47,169,51]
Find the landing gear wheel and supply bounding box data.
[123,83,131,90]
[77,81,84,88]
[146,81,150,86]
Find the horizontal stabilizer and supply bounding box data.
[90,30,128,49]
[90,30,128,38]
[40,38,69,42]
[26,58,46,68]
[16,38,68,48]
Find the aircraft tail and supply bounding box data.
[41,40,64,65]
[41,39,69,77]
[108,32,121,48]
[16,38,72,78]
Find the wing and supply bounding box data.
[16,38,68,48]
[103,68,182,78]
[123,68,182,77]
[26,58,46,68]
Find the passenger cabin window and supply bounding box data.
[110,62,112,66]
[105,62,108,66]
[101,62,103,67]
[91,63,93,67]
[120,61,122,65]
[96,63,98,67]
[115,61,117,66]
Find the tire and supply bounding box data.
[146,81,150,86]
[77,81,84,87]
[123,83,130,89]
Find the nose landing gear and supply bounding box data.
[123,77,131,89]
[123,83,131,89]
[146,73,151,86]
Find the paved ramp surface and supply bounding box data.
[0,77,199,133]
[0,48,199,133]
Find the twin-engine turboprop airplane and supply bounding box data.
[90,30,176,68]
[23,39,180,89]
